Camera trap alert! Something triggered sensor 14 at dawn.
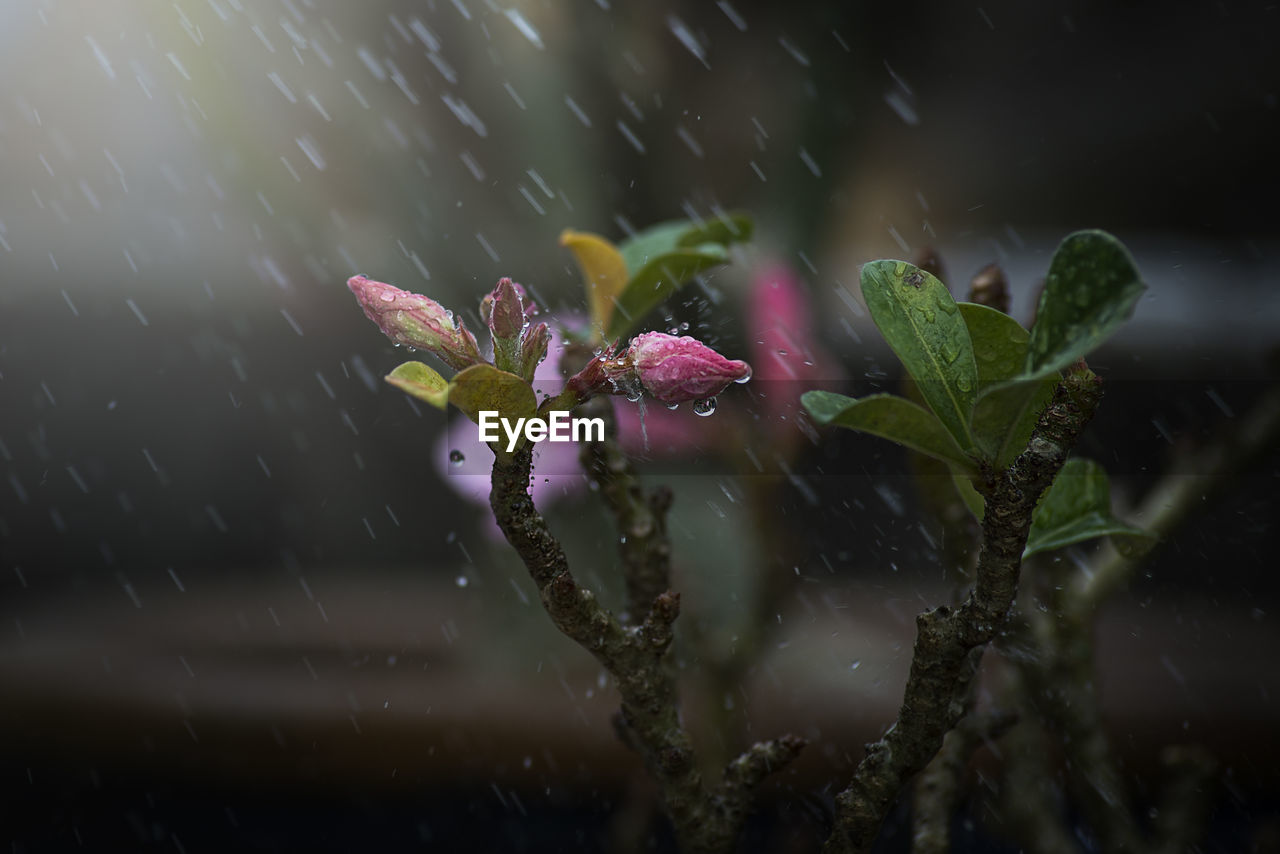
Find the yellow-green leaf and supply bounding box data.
[385,361,449,409]
[561,229,630,336]
[447,363,537,430]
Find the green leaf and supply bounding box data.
[1024,230,1145,380]
[447,363,538,432]
[801,390,977,473]
[677,214,754,251]
[960,303,1059,469]
[385,361,449,409]
[1023,458,1153,559]
[616,214,753,276]
[604,214,753,340]
[605,244,729,340]
[959,303,1029,390]
[973,379,1058,470]
[951,465,985,521]
[861,261,979,451]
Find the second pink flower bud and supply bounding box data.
[605,331,751,405]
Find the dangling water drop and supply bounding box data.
[449,450,465,466]
[666,402,680,410]
[734,365,753,384]
[693,397,717,416]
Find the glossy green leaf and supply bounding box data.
[861,261,979,451]
[1024,230,1145,380]
[447,363,538,431]
[1023,457,1152,559]
[960,303,1059,469]
[385,361,449,409]
[605,244,729,340]
[960,303,1029,390]
[801,390,977,472]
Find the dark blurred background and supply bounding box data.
[2,0,1278,851]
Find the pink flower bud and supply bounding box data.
[480,278,538,325]
[348,275,481,371]
[487,277,527,342]
[621,331,751,404]
[518,321,551,383]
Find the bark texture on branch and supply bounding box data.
[824,369,1104,854]
[491,434,804,853]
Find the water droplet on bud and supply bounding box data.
[693,397,717,416]
[734,365,752,384]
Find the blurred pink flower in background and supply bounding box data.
[433,321,586,520]
[748,260,837,424]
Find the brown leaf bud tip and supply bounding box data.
[968,263,1010,314]
[347,275,481,371]
[608,332,751,405]
[910,246,948,286]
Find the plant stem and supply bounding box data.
[578,397,673,620]
[823,368,1104,854]
[490,444,804,853]
[910,702,1015,854]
